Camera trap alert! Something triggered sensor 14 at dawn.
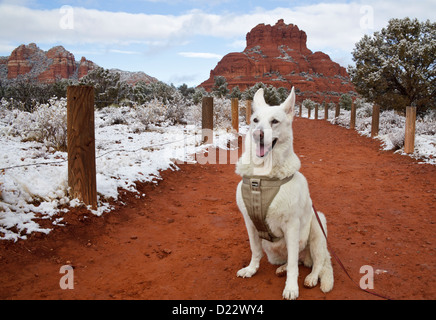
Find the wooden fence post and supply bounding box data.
[231,98,239,132]
[324,102,329,120]
[246,100,252,125]
[404,106,417,154]
[67,85,97,210]
[371,104,380,138]
[335,103,340,118]
[202,96,214,144]
[350,101,356,130]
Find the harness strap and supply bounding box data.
[241,175,294,242]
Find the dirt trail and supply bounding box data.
[1,117,435,300]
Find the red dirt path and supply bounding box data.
[1,117,435,300]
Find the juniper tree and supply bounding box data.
[212,76,229,98]
[348,18,435,113]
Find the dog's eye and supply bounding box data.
[253,118,259,123]
[271,119,279,125]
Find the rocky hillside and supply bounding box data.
[200,19,356,103]
[0,43,157,85]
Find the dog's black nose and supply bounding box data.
[253,129,264,141]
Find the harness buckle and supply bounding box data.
[250,178,261,192]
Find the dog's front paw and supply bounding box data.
[282,285,299,300]
[304,273,319,288]
[275,264,287,277]
[237,266,257,278]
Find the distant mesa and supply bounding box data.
[199,19,355,103]
[0,43,157,85]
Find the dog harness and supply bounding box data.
[241,175,294,242]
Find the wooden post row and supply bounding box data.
[371,104,380,138]
[350,101,356,130]
[335,104,340,118]
[246,100,252,125]
[231,98,239,132]
[324,102,329,120]
[404,106,417,154]
[202,97,214,144]
[67,86,97,210]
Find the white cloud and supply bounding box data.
[109,49,141,55]
[0,0,434,69]
[178,52,223,59]
[1,1,434,49]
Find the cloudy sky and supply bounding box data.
[0,0,434,86]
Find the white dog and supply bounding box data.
[235,87,334,300]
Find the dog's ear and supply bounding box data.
[281,87,296,117]
[253,88,267,112]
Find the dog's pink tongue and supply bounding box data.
[257,144,266,157]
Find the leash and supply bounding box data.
[312,205,392,300]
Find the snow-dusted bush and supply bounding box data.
[0,97,68,151]
[302,99,317,110]
[184,103,202,126]
[416,109,436,135]
[182,97,233,129]
[330,103,436,158]
[96,92,191,132]
[33,98,68,151]
[213,98,232,129]
[339,94,352,110]
[355,98,373,118]
[97,105,132,126]
[133,100,167,130]
[165,90,190,125]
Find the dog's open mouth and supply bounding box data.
[256,138,278,157]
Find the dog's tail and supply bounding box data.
[319,251,334,293]
[312,209,334,293]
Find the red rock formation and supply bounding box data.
[38,46,77,83]
[2,43,156,85]
[4,43,96,83]
[7,43,40,79]
[200,20,355,103]
[78,56,96,79]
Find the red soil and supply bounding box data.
[1,117,435,300]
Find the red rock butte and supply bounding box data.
[2,43,96,83]
[199,19,356,103]
[0,43,157,85]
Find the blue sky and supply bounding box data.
[0,0,434,87]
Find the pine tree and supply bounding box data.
[348,18,435,113]
[212,76,229,98]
